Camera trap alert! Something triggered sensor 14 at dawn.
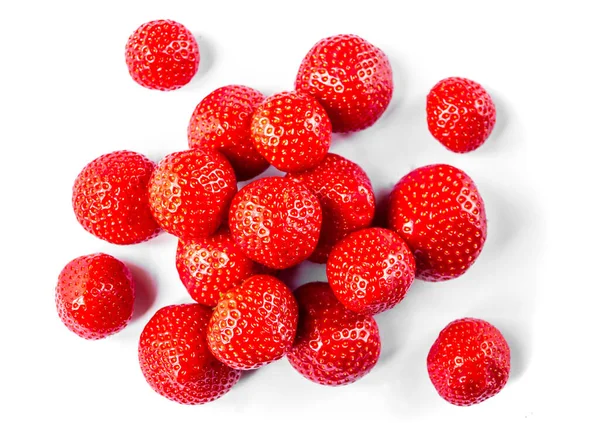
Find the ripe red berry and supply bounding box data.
[288,282,381,386]
[55,253,134,340]
[427,318,511,406]
[286,153,375,263]
[387,164,487,281]
[138,304,241,405]
[125,19,200,91]
[228,176,322,269]
[426,77,496,153]
[295,34,393,133]
[148,149,237,240]
[72,151,161,245]
[327,227,415,315]
[207,275,298,370]
[188,85,269,181]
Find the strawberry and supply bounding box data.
[427,318,511,406]
[295,34,393,133]
[387,164,487,281]
[72,150,161,245]
[55,253,134,340]
[207,275,298,370]
[138,304,241,405]
[286,153,375,263]
[251,91,331,172]
[288,282,381,386]
[228,176,322,269]
[427,77,496,153]
[148,149,237,240]
[326,227,415,315]
[188,85,269,181]
[125,19,200,91]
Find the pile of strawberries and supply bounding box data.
[56,19,511,408]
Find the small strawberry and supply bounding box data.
[207,275,298,370]
[286,153,375,263]
[72,150,161,245]
[295,34,393,133]
[188,85,269,181]
[228,176,322,269]
[125,19,200,91]
[138,304,241,405]
[387,164,487,281]
[288,282,381,386]
[148,149,237,240]
[326,227,415,315]
[427,318,511,406]
[427,77,496,153]
[55,253,134,340]
[251,91,331,172]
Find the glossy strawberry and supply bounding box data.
[295,34,393,133]
[56,253,134,340]
[148,149,237,240]
[72,150,160,245]
[427,318,511,406]
[125,19,199,91]
[326,228,415,315]
[288,282,381,386]
[207,275,298,370]
[287,153,375,263]
[138,304,241,405]
[251,91,331,172]
[188,85,269,181]
[427,77,496,153]
[387,164,487,281]
[228,176,322,269]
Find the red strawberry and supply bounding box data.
[138,304,241,405]
[72,150,161,245]
[326,227,415,315]
[207,275,298,370]
[387,164,487,281]
[228,176,322,269]
[286,153,375,263]
[148,149,237,240]
[288,282,381,386]
[251,91,331,172]
[55,253,134,340]
[125,19,200,91]
[427,318,511,406]
[427,77,496,153]
[188,85,269,181]
[295,34,393,133]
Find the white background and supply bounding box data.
[1,1,598,421]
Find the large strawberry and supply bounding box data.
[138,304,241,405]
[387,164,487,281]
[295,34,393,133]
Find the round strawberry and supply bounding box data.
[138,304,241,405]
[286,153,375,263]
[288,282,381,386]
[295,34,393,133]
[125,19,200,91]
[326,227,415,315]
[148,149,237,240]
[228,176,322,269]
[387,164,487,281]
[207,275,298,370]
[427,318,511,406]
[72,150,161,245]
[55,253,134,340]
[251,91,331,172]
[427,77,496,153]
[188,85,269,181]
